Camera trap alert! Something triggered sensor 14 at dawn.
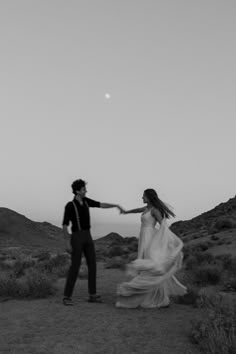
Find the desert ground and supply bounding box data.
[0,197,236,353]
[1,262,201,354]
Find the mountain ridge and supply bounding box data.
[170,196,236,240]
[0,195,235,250]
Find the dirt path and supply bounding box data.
[0,264,200,354]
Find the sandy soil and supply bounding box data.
[0,263,200,354]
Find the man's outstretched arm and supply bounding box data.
[86,198,124,212]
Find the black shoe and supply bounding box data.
[88,295,104,303]
[63,297,73,306]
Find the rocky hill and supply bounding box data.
[94,232,137,260]
[0,208,64,250]
[170,196,236,241]
[1,196,235,253]
[95,232,124,246]
[0,207,130,254]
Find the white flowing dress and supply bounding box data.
[116,210,187,308]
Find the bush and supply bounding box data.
[107,245,124,258]
[95,251,107,262]
[185,255,198,270]
[195,251,214,264]
[192,264,222,285]
[185,251,214,270]
[0,254,8,262]
[0,252,71,288]
[214,254,233,271]
[213,218,236,232]
[0,274,18,297]
[218,240,226,246]
[223,277,236,292]
[190,295,236,353]
[185,252,236,288]
[182,246,191,261]
[231,257,236,273]
[127,253,137,262]
[184,243,213,262]
[0,258,16,270]
[174,285,200,306]
[127,243,138,252]
[34,253,70,278]
[34,251,51,261]
[49,254,69,267]
[211,234,219,241]
[105,257,127,269]
[24,269,57,298]
[0,256,36,276]
[0,270,56,299]
[198,243,209,251]
[13,258,36,277]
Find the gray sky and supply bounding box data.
[1,0,235,237]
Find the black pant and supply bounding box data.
[64,230,96,298]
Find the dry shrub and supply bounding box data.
[105,256,127,270]
[12,258,36,277]
[211,234,219,241]
[127,242,138,253]
[0,258,16,269]
[174,285,200,306]
[192,264,222,285]
[214,254,235,272]
[213,217,236,232]
[0,253,70,281]
[185,251,236,291]
[185,251,214,271]
[0,256,36,277]
[107,245,124,258]
[217,240,225,245]
[0,269,56,299]
[127,253,137,262]
[190,294,236,353]
[34,251,51,262]
[197,243,209,251]
[35,253,70,278]
[223,277,236,292]
[183,242,213,262]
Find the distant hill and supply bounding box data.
[0,207,128,252]
[1,196,236,252]
[95,232,124,245]
[170,196,236,241]
[0,208,64,250]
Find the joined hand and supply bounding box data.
[117,205,126,214]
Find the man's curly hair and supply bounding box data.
[71,179,86,194]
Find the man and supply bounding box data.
[62,179,122,306]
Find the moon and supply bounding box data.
[105,93,111,99]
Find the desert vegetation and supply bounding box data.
[176,239,236,353]
[190,294,236,354]
[1,237,235,353]
[0,251,65,299]
[0,196,236,352]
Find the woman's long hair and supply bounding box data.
[144,189,176,219]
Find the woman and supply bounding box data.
[116,189,187,308]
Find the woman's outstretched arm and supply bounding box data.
[121,207,145,214]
